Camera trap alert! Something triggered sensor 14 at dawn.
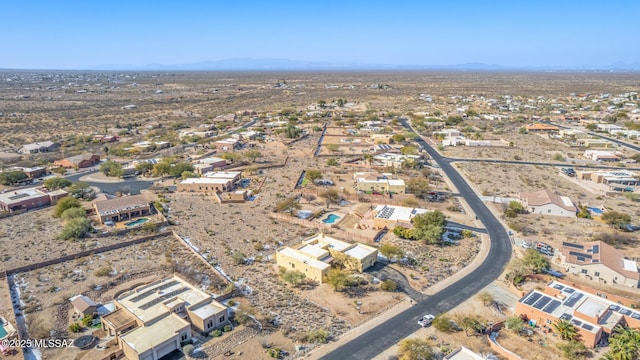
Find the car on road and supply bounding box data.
[418,314,435,327]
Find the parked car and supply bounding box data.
[418,314,435,327]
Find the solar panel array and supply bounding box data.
[592,245,600,254]
[571,319,582,326]
[562,242,584,249]
[582,324,594,331]
[543,300,561,314]
[564,293,584,308]
[376,206,395,219]
[522,292,542,305]
[569,251,591,259]
[130,280,179,303]
[8,193,30,200]
[139,287,189,310]
[533,296,552,310]
[553,284,564,291]
[560,313,572,321]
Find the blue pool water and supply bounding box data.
[322,214,341,224]
[587,207,603,215]
[125,218,149,227]
[0,324,7,338]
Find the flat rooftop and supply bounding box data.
[277,247,330,271]
[180,177,230,184]
[374,205,428,222]
[116,276,214,324]
[0,188,48,205]
[343,244,377,260]
[120,314,189,353]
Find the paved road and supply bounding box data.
[445,221,487,234]
[319,120,513,360]
[366,262,427,302]
[445,157,640,171]
[65,170,155,195]
[550,122,640,152]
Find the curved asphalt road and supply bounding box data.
[319,120,513,360]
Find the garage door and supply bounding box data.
[156,341,178,359]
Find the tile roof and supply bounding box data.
[520,190,575,212]
[561,241,640,280]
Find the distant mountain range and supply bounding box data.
[6,58,640,71]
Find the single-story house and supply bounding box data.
[19,141,59,154]
[93,194,152,225]
[54,154,100,169]
[0,188,67,212]
[519,190,576,217]
[70,295,100,316]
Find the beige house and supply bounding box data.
[101,275,228,360]
[354,172,406,194]
[177,171,241,193]
[93,194,152,225]
[276,233,378,283]
[519,190,576,217]
[558,241,640,288]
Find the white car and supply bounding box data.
[418,314,435,327]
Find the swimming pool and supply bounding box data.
[587,207,603,215]
[0,324,7,339]
[322,214,341,224]
[124,218,149,227]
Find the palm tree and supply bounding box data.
[604,326,640,360]
[552,319,578,341]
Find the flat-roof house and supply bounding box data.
[519,190,576,217]
[177,171,241,193]
[213,113,237,123]
[559,241,640,288]
[214,138,241,151]
[354,172,405,194]
[101,275,228,360]
[276,233,378,283]
[372,153,422,168]
[70,295,100,316]
[444,346,487,360]
[198,157,227,169]
[19,141,59,154]
[515,281,640,348]
[0,188,67,212]
[20,166,46,179]
[54,154,100,169]
[577,170,639,188]
[93,194,151,225]
[371,204,429,229]
[525,123,560,133]
[584,150,622,162]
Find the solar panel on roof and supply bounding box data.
[553,284,564,290]
[564,293,584,308]
[543,300,561,314]
[610,305,620,311]
[569,251,592,259]
[620,309,631,315]
[631,313,640,320]
[523,292,542,305]
[592,245,599,254]
[564,288,575,294]
[560,313,572,321]
[582,324,594,331]
[571,319,582,326]
[563,242,584,249]
[533,296,552,310]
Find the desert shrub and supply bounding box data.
[305,328,330,344]
[82,314,94,327]
[59,217,91,240]
[53,197,82,218]
[380,280,397,292]
[69,323,82,332]
[182,344,194,355]
[95,266,113,277]
[61,207,86,221]
[210,329,223,337]
[231,251,246,265]
[223,324,233,332]
[227,300,236,306]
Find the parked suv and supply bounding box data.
[418,314,435,327]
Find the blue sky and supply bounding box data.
[2,0,639,69]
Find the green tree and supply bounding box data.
[557,340,588,360]
[100,160,123,178]
[522,249,550,273]
[505,315,525,333]
[326,158,338,166]
[244,150,263,162]
[518,127,528,134]
[320,189,340,206]
[68,182,94,200]
[59,217,91,240]
[393,226,415,240]
[379,243,404,262]
[454,314,485,337]
[135,162,154,175]
[380,279,397,292]
[60,207,86,221]
[324,268,349,291]
[53,197,82,218]
[432,314,454,333]
[181,171,198,180]
[392,134,406,143]
[601,211,632,229]
[0,170,27,185]
[275,197,301,215]
[552,319,578,341]
[44,177,72,190]
[406,178,431,198]
[282,270,306,287]
[412,211,446,245]
[397,338,435,360]
[400,146,418,155]
[604,326,640,360]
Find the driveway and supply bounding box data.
[366,262,427,302]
